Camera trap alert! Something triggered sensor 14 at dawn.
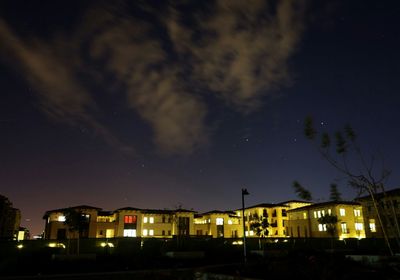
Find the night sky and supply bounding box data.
[1,0,400,236]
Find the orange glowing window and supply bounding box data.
[124,215,137,224]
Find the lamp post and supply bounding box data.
[241,188,249,263]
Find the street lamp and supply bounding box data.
[241,188,249,263]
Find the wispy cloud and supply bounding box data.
[166,0,306,112]
[0,0,306,155]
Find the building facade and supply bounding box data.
[44,194,398,241]
[43,205,195,240]
[194,210,241,238]
[356,188,400,239]
[234,201,311,238]
[287,201,366,239]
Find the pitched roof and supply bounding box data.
[287,201,361,212]
[279,200,314,205]
[43,205,102,218]
[355,188,400,201]
[201,210,237,215]
[235,203,286,211]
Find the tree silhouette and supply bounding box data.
[329,184,342,201]
[303,116,399,255]
[249,213,269,250]
[292,181,313,201]
[318,214,338,250]
[63,208,89,255]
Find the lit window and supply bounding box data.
[355,223,363,231]
[17,231,25,241]
[317,211,322,218]
[313,211,317,218]
[58,215,66,222]
[369,219,376,232]
[149,229,154,236]
[123,229,136,237]
[339,208,346,216]
[142,229,148,236]
[341,222,348,234]
[106,229,114,238]
[228,220,233,225]
[143,217,148,223]
[303,212,307,219]
[354,209,361,217]
[124,215,136,224]
[216,218,224,225]
[328,209,331,215]
[318,224,327,231]
[149,217,154,224]
[321,210,325,216]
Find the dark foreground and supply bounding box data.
[1,238,400,279]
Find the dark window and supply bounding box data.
[162,216,166,223]
[282,209,287,217]
[99,230,103,236]
[263,209,268,217]
[178,217,190,236]
[168,230,171,236]
[57,229,66,240]
[162,230,165,235]
[217,225,224,238]
[272,210,277,217]
[124,215,137,229]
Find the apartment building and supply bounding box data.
[234,201,311,238]
[356,188,400,238]
[43,205,195,240]
[287,201,366,239]
[43,198,374,241]
[194,210,241,238]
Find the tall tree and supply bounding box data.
[292,181,313,201]
[249,213,269,250]
[318,214,338,250]
[329,184,342,201]
[303,116,399,255]
[63,208,89,255]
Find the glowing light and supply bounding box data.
[123,229,136,237]
[17,244,23,249]
[106,229,114,238]
[17,231,25,241]
[48,243,66,248]
[58,215,66,222]
[100,242,114,247]
[232,240,243,245]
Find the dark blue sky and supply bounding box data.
[1,0,400,236]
